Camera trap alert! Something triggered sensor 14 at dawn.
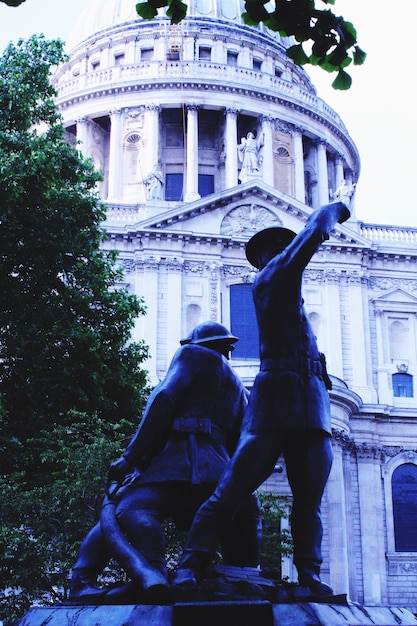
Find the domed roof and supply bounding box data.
[66,0,282,52]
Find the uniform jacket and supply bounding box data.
[123,343,248,484]
[243,201,350,434]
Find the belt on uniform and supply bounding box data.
[172,417,227,485]
[260,353,332,389]
[172,417,225,442]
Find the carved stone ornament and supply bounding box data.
[220,204,282,238]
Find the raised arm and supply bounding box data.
[274,201,350,275]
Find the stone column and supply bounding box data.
[184,105,200,202]
[316,141,329,206]
[342,441,359,603]
[326,440,350,595]
[225,108,238,189]
[261,116,274,187]
[374,309,392,404]
[348,272,374,403]
[334,155,345,195]
[107,108,123,201]
[76,117,90,156]
[144,105,161,176]
[292,126,305,202]
[166,258,184,362]
[134,253,160,385]
[356,447,387,606]
[323,270,344,379]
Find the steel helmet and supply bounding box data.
[180,321,238,346]
[246,226,296,269]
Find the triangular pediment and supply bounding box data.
[372,288,417,307]
[136,180,368,248]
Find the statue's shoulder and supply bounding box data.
[176,343,220,367]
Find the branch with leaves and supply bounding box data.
[1,0,366,88]
[135,0,366,89]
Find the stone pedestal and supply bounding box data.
[15,568,417,625]
[16,602,417,626]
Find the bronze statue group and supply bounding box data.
[70,201,350,604]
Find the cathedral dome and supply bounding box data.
[66,0,287,52]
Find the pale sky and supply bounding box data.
[1,0,416,227]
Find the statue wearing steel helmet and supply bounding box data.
[174,202,350,597]
[69,322,261,604]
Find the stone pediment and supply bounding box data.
[137,181,367,247]
[372,288,417,312]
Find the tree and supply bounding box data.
[135,0,366,89]
[0,35,150,623]
[0,0,365,89]
[0,0,25,6]
[257,492,293,576]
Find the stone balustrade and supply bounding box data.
[55,59,347,132]
[361,225,417,244]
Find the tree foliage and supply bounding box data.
[0,0,366,89]
[135,0,366,89]
[257,492,293,575]
[0,35,150,624]
[0,0,25,6]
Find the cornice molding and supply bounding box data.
[332,428,405,460]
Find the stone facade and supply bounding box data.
[53,0,417,611]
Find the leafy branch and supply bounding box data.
[135,0,366,89]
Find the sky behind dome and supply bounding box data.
[1,0,416,227]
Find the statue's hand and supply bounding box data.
[338,204,351,224]
[108,456,132,486]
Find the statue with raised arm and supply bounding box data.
[69,322,261,604]
[238,131,264,182]
[173,201,350,598]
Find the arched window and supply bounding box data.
[308,311,321,341]
[392,372,413,398]
[230,284,258,359]
[392,463,417,551]
[185,304,201,336]
[389,319,409,360]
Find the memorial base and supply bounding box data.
[16,602,417,626]
[15,567,417,625]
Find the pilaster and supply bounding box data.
[225,108,238,189]
[356,446,387,606]
[316,141,329,206]
[107,108,123,201]
[292,126,305,202]
[184,105,200,202]
[327,439,350,596]
[261,116,274,187]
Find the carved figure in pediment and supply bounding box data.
[220,204,282,238]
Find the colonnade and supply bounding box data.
[75,104,352,206]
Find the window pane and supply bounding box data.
[392,464,417,551]
[141,48,154,61]
[165,174,183,201]
[198,174,214,197]
[393,373,413,398]
[230,284,258,359]
[199,47,211,61]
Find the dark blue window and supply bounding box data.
[165,173,183,201]
[392,464,417,551]
[198,174,214,197]
[393,373,413,397]
[230,284,258,359]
